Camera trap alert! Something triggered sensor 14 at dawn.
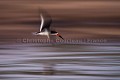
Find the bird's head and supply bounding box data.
[56,33,64,40]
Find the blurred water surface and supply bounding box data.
[0,43,120,80]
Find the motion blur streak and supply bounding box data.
[0,0,120,80]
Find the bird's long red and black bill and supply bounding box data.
[57,34,64,40]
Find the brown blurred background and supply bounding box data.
[0,0,120,43]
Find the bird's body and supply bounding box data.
[35,31,58,36]
[33,9,64,40]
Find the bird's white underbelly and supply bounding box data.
[39,32,57,35]
[39,32,49,35]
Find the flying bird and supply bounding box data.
[33,9,64,40]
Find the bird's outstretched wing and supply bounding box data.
[40,14,44,32]
[39,9,52,32]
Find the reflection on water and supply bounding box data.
[0,43,120,80]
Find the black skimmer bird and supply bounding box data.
[33,9,64,40]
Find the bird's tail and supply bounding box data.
[32,32,38,35]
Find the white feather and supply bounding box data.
[40,14,44,32]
